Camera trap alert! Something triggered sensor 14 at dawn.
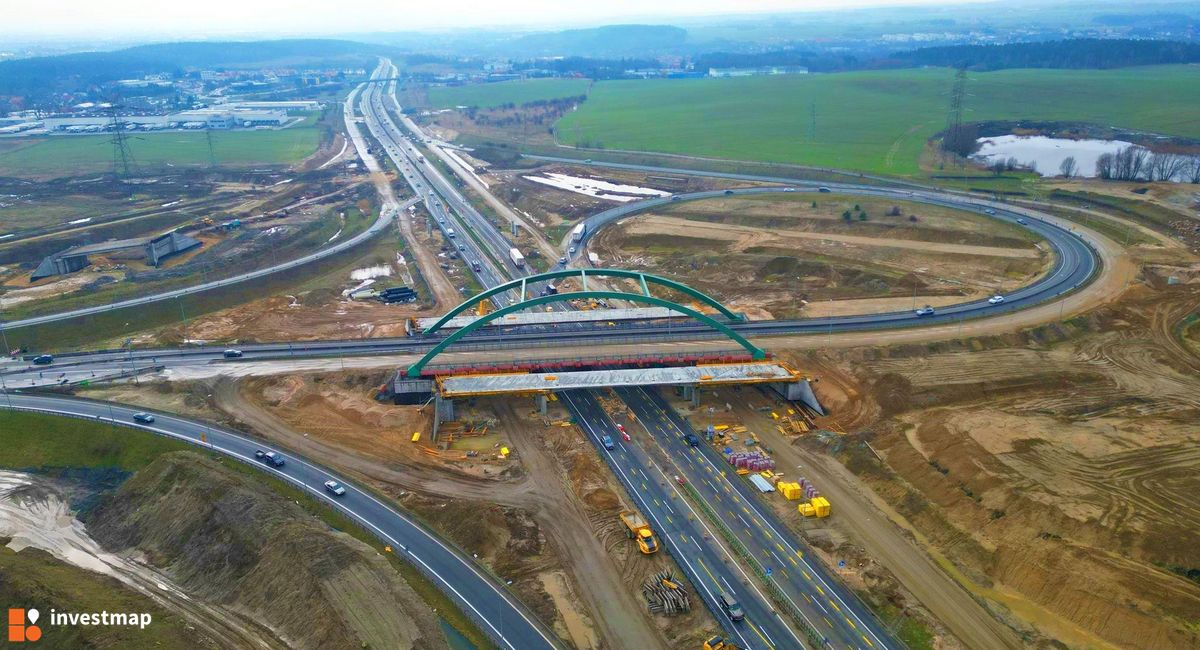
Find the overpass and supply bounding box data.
[386,271,824,437]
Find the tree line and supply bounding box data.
[1093,148,1200,182]
[891,38,1200,71]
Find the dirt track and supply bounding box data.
[210,378,667,650]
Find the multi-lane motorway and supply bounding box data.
[3,392,563,650]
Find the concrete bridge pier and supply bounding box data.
[432,394,456,441]
[682,385,700,407]
[535,393,549,416]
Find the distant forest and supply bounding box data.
[892,39,1200,70]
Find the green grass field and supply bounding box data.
[427,78,591,108]
[0,113,322,179]
[553,65,1200,176]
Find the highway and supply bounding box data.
[618,386,894,649]
[3,392,562,650]
[560,389,803,650]
[0,68,405,333]
[1,173,1100,389]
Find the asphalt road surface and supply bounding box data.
[3,393,563,650]
[618,386,893,649]
[560,389,804,650]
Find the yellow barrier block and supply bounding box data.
[411,432,421,442]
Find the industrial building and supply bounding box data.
[41,107,292,134]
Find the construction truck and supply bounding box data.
[703,636,739,650]
[619,510,659,554]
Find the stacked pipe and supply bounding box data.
[642,570,691,615]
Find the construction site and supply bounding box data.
[6,53,1200,650]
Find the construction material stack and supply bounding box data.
[642,570,690,616]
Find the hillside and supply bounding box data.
[85,452,447,650]
[0,543,206,648]
[0,39,378,96]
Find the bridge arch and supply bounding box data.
[423,269,743,335]
[407,276,764,377]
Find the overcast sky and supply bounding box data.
[6,0,991,39]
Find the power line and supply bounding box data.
[107,102,137,180]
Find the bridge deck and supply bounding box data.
[436,362,798,397]
[416,306,685,331]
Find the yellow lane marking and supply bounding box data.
[745,619,775,649]
[844,615,856,630]
[863,634,874,647]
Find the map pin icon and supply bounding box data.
[27,609,39,624]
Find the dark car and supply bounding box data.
[915,305,936,317]
[255,450,285,467]
[723,189,734,195]
[718,592,745,622]
[223,349,243,359]
[32,354,54,365]
[132,412,155,423]
[683,433,701,447]
[817,186,832,193]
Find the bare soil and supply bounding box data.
[591,194,1050,319]
[772,258,1200,650]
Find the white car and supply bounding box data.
[324,480,346,496]
[988,295,1006,305]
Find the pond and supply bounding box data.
[973,135,1134,178]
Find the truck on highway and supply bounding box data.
[446,228,456,239]
[509,247,525,268]
[570,222,586,243]
[619,510,660,554]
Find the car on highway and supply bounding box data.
[718,592,745,622]
[584,158,592,163]
[818,186,832,193]
[984,208,997,215]
[988,295,1006,304]
[324,480,347,496]
[723,189,734,195]
[616,423,625,433]
[255,450,286,467]
[670,196,681,201]
[223,349,243,359]
[784,188,796,192]
[683,433,701,447]
[602,435,615,450]
[569,246,577,254]
[132,412,155,423]
[32,354,54,365]
[458,244,466,251]
[558,256,568,265]
[915,305,936,317]
[1016,218,1028,225]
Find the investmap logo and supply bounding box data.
[7,609,40,643]
[7,607,152,643]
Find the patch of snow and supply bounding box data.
[350,264,393,281]
[67,217,92,225]
[522,173,671,202]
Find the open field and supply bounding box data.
[552,65,1200,176]
[591,193,1050,319]
[426,78,592,109]
[0,113,322,179]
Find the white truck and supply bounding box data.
[571,222,586,243]
[447,228,456,239]
[509,247,525,268]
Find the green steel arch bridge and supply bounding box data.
[406,269,767,378]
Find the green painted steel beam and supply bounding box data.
[423,268,742,334]
[407,290,765,378]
